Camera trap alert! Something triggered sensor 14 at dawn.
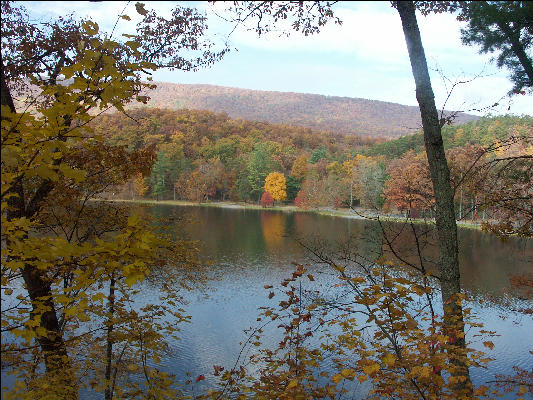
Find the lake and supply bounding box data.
[138,204,533,398]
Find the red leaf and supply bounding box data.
[196,375,205,383]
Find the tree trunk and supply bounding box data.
[459,188,463,220]
[2,60,76,396]
[396,2,473,397]
[349,181,353,208]
[105,275,116,400]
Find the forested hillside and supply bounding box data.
[93,107,379,203]
[134,82,480,138]
[93,109,531,235]
[367,115,533,158]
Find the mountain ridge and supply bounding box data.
[137,81,479,138]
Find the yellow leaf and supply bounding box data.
[382,352,395,366]
[417,366,431,379]
[334,265,345,273]
[340,368,356,379]
[82,21,99,35]
[59,164,86,182]
[135,2,148,16]
[287,379,298,389]
[331,373,343,384]
[125,273,143,286]
[35,326,47,336]
[363,363,380,375]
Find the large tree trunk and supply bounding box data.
[396,2,473,397]
[2,60,76,397]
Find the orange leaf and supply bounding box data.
[483,341,494,350]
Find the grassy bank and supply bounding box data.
[103,198,483,230]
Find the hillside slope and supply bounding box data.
[138,82,479,138]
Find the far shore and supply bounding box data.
[101,198,483,230]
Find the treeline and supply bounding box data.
[366,114,533,158]
[95,109,531,233]
[94,108,381,203]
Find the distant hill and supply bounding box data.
[137,82,480,138]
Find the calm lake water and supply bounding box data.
[139,204,532,398]
[4,204,530,398]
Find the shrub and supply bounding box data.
[261,192,274,207]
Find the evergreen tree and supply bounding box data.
[151,152,170,199]
[432,1,533,93]
[247,142,279,201]
[310,146,327,164]
[285,175,302,202]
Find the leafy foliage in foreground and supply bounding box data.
[205,241,500,400]
[1,1,218,398]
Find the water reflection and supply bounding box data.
[139,205,532,398]
[260,211,285,250]
[159,205,531,298]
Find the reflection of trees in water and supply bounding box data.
[260,211,285,250]
[357,219,384,264]
[152,205,531,299]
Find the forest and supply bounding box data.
[2,1,532,400]
[99,108,532,235]
[127,81,479,138]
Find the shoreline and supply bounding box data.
[101,198,483,230]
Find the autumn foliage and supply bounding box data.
[260,191,274,207]
[294,190,306,208]
[384,150,434,212]
[264,172,287,202]
[89,103,530,227]
[1,2,219,398]
[132,81,478,138]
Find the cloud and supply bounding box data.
[16,1,533,115]
[20,1,186,39]
[206,2,410,65]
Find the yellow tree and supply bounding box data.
[132,172,149,199]
[264,172,287,202]
[291,154,309,180]
[1,2,224,398]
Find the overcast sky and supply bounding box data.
[21,1,532,116]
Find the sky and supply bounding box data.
[20,1,533,116]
